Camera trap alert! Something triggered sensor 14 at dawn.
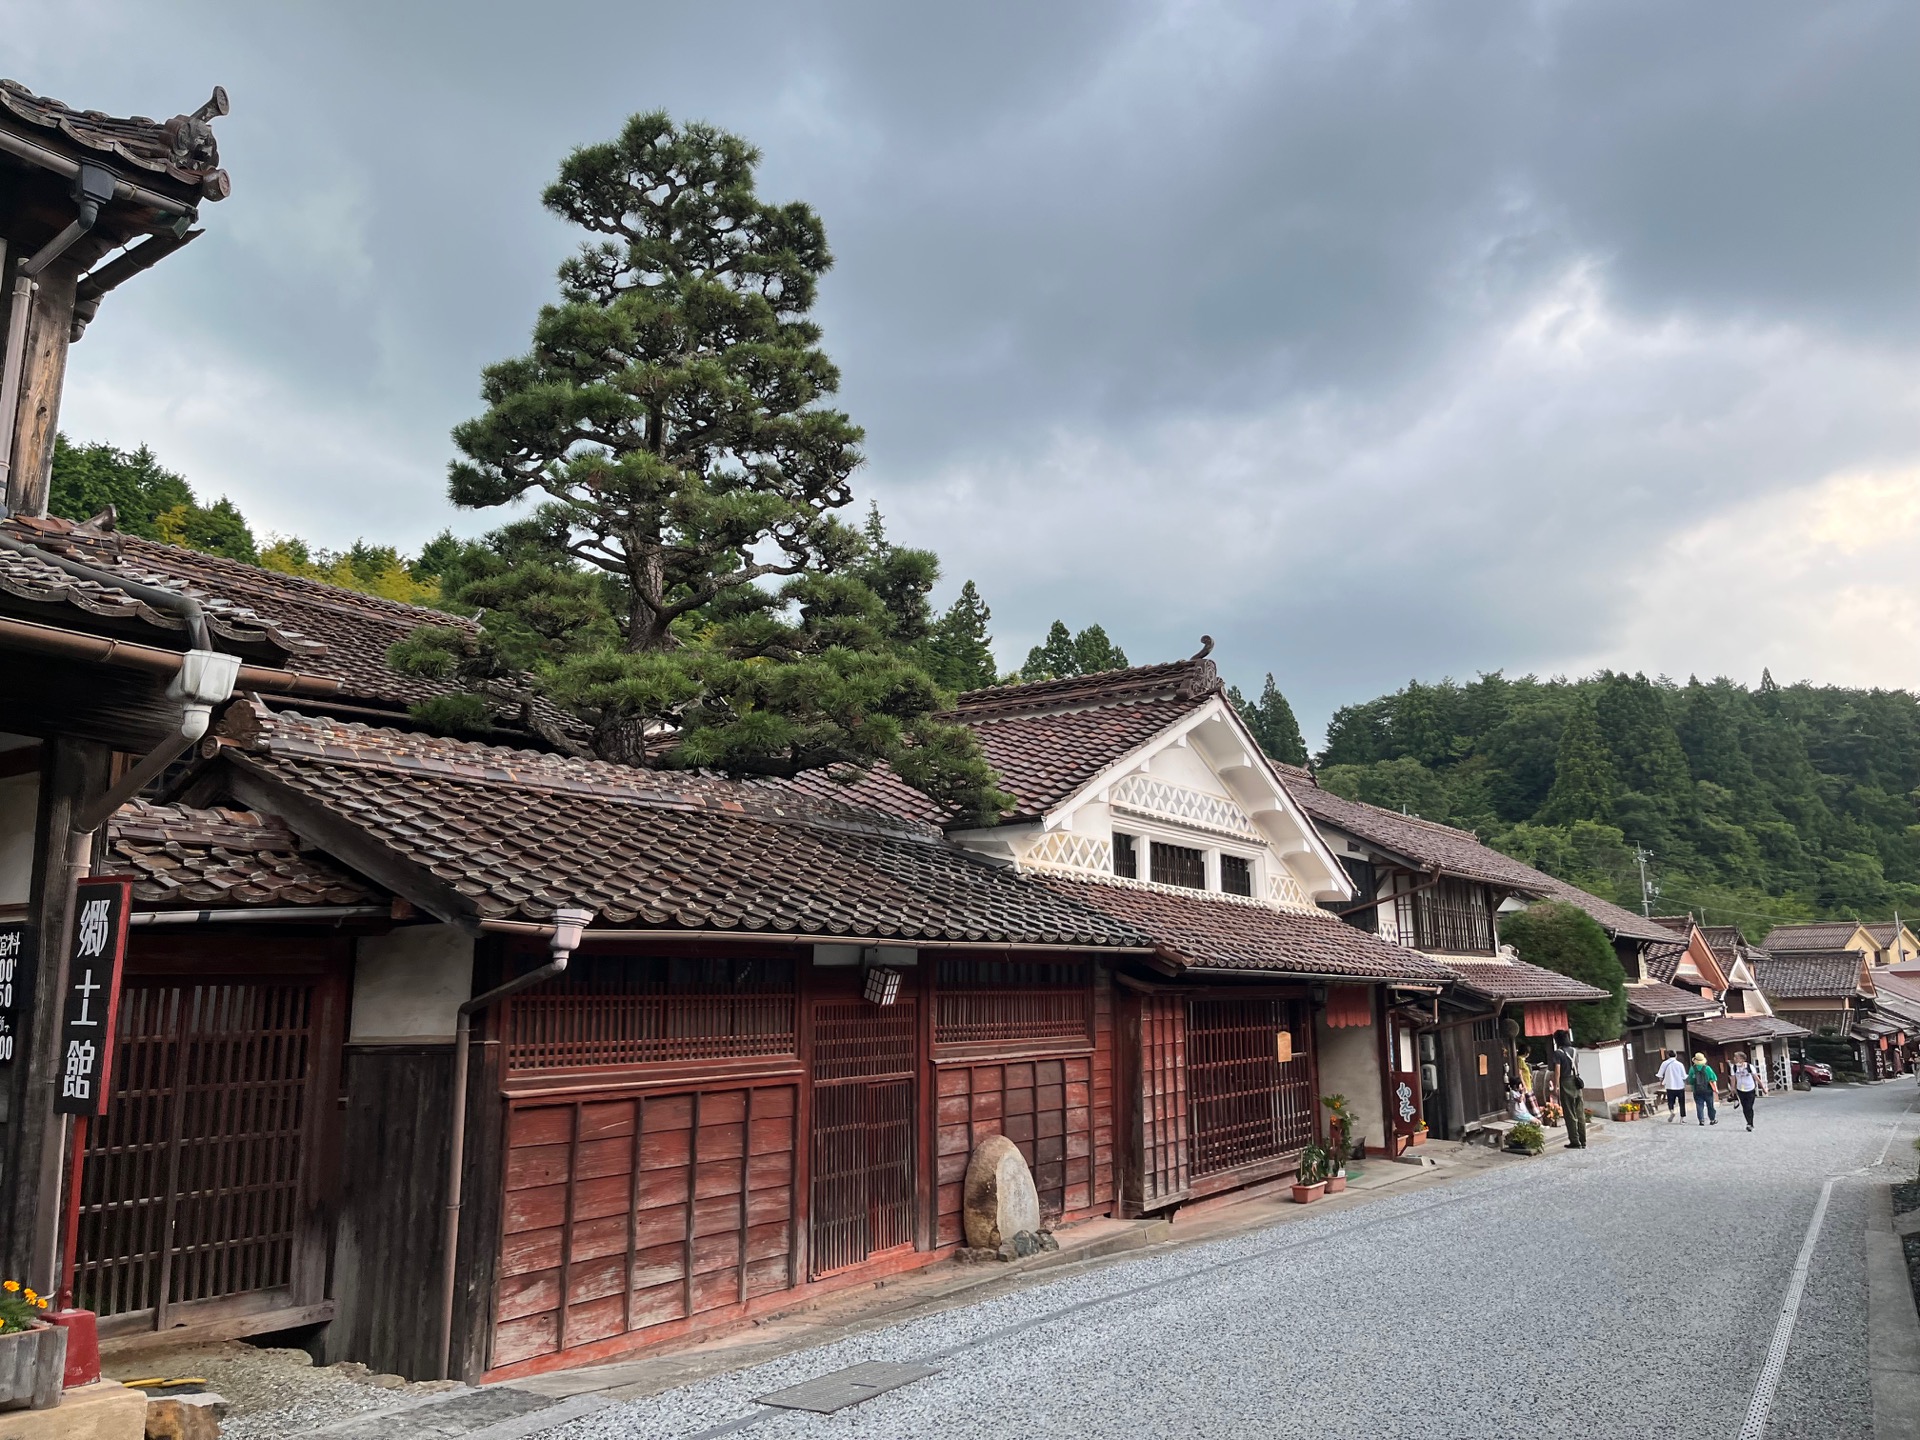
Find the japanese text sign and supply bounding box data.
[54,877,130,1116]
[0,921,23,1065]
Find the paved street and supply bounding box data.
[551,1082,1917,1440]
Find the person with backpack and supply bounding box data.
[1728,1051,1764,1130]
[1687,1052,1719,1126]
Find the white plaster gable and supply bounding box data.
[961,694,1353,908]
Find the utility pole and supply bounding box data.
[1635,847,1655,917]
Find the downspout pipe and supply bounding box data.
[438,907,592,1382]
[0,532,212,649]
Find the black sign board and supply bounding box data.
[0,920,23,1065]
[54,877,131,1116]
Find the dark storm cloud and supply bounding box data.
[15,0,1919,736]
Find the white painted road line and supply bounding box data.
[1738,1173,1839,1440]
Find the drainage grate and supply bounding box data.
[756,1361,940,1414]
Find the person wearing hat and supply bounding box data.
[1686,1052,1719,1126]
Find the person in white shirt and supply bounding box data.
[1507,1079,1541,1125]
[1656,1050,1690,1122]
[1728,1051,1765,1131]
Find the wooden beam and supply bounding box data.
[5,253,79,516]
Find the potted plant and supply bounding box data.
[1504,1121,1546,1156]
[1292,1143,1330,1203]
[0,1280,64,1411]
[1409,1121,1428,1147]
[1321,1094,1351,1192]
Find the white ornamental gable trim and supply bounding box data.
[1108,774,1264,840]
[1019,831,1114,877]
[1014,841,1323,918]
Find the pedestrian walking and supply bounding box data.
[1728,1051,1764,1130]
[1687,1052,1718,1126]
[1552,1029,1587,1149]
[1656,1049,1689,1121]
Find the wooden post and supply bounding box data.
[0,736,108,1286]
[4,254,80,518]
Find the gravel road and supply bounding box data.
[545,1079,1918,1440]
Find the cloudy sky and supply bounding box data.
[11,1,1918,738]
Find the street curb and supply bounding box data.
[1867,1182,1920,1440]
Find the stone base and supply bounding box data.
[953,1230,1059,1264]
[0,1380,146,1440]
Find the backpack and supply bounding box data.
[1688,1063,1715,1090]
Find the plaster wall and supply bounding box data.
[351,924,474,1043]
[0,771,37,909]
[1314,1009,1386,1153]
[1577,1041,1630,1101]
[1143,742,1231,797]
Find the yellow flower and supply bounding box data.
[21,1289,34,1303]
[2,1281,16,1292]
[35,1299,46,1309]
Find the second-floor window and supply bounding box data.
[1220,854,1253,896]
[1151,841,1206,889]
[1113,832,1138,879]
[1396,878,1495,953]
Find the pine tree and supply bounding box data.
[1243,674,1308,765]
[1071,624,1127,675]
[392,113,1006,821]
[1541,701,1615,823]
[1022,621,1079,681]
[924,581,997,692]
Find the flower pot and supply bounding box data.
[1291,1181,1326,1204]
[0,1323,68,1411]
[1324,1175,1347,1194]
[1409,1131,1427,1147]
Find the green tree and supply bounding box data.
[1541,701,1615,824]
[1020,621,1127,681]
[924,581,997,692]
[1499,900,1627,1046]
[48,434,193,536]
[1235,674,1308,765]
[394,113,1006,821]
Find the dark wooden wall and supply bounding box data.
[325,1044,452,1378]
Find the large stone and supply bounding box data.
[0,1380,147,1440]
[962,1135,1042,1251]
[142,1394,220,1440]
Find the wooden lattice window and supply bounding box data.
[1113,833,1139,879]
[934,958,1093,1047]
[504,955,796,1072]
[1220,855,1253,897]
[1400,878,1494,953]
[1185,997,1314,1178]
[1150,842,1205,890]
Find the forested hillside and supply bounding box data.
[1315,672,1920,937]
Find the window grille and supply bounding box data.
[935,958,1093,1046]
[1220,855,1253,897]
[1113,833,1138,879]
[1150,841,1205,890]
[1186,997,1314,1176]
[505,955,797,1072]
[1398,879,1494,953]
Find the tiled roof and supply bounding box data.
[1870,987,1920,1030]
[1642,943,1687,984]
[1751,952,1869,1000]
[1650,916,1692,935]
[209,707,1151,947]
[1028,874,1450,982]
[1759,922,1869,952]
[104,798,381,910]
[1625,981,1722,1021]
[1874,971,1920,1007]
[1,518,322,660]
[4,517,579,733]
[1775,1008,1853,1037]
[947,660,1223,818]
[1699,926,1746,964]
[1439,958,1610,1005]
[0,78,228,197]
[1280,770,1676,944]
[1687,1015,1810,1045]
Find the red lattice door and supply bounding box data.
[808,997,918,1279]
[75,972,342,1334]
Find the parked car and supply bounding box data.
[1793,1059,1833,1085]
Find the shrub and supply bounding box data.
[1499,901,1626,1045]
[1507,1122,1546,1156]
